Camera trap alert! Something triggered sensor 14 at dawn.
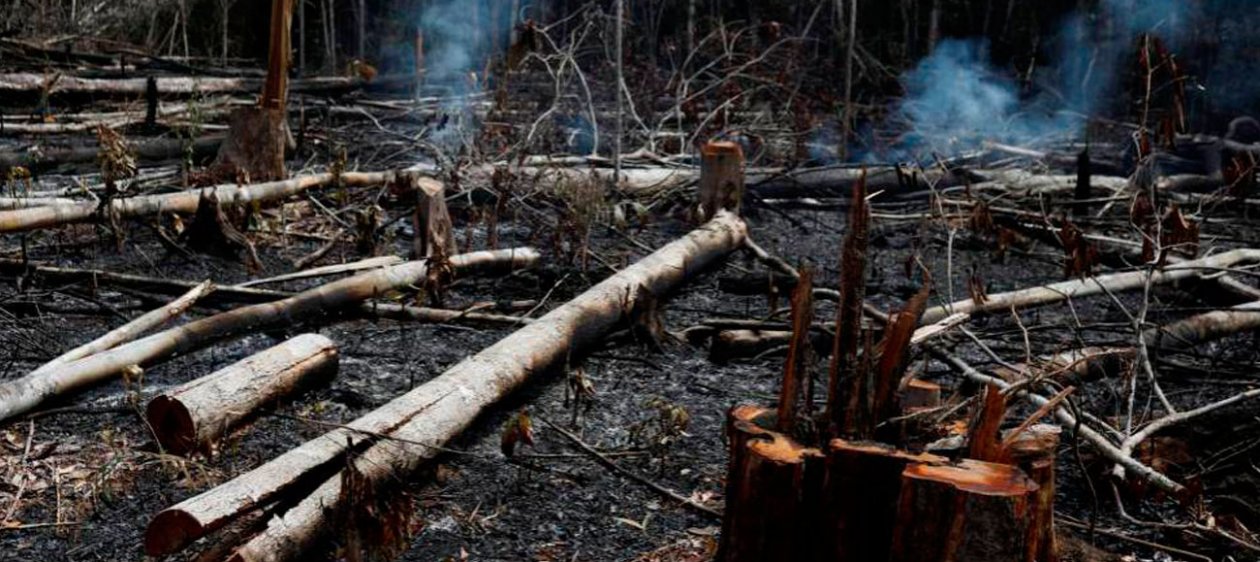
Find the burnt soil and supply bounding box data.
[0,144,1259,562]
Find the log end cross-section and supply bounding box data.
[146,333,339,455]
[890,459,1044,562]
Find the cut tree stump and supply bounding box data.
[698,141,745,221]
[147,334,338,455]
[213,107,289,182]
[821,440,945,562]
[901,379,942,410]
[212,0,294,182]
[1004,424,1061,562]
[183,189,261,270]
[717,405,822,562]
[405,173,456,258]
[889,459,1045,562]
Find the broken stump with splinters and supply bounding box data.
[213,0,294,182]
[889,459,1045,562]
[146,334,338,456]
[698,141,745,222]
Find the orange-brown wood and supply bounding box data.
[822,439,946,562]
[698,141,745,221]
[717,405,824,562]
[262,0,295,109]
[890,459,1042,562]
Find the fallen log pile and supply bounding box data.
[147,210,747,559]
[0,247,538,421]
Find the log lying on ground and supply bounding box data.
[708,329,830,363]
[888,460,1044,562]
[433,162,960,200]
[0,196,80,209]
[0,136,222,174]
[922,249,1260,323]
[148,212,747,560]
[0,171,390,233]
[0,247,538,422]
[0,73,396,98]
[147,334,338,455]
[30,280,213,376]
[0,101,219,135]
[0,260,284,305]
[1148,300,1260,351]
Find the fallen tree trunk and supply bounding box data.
[922,249,1260,323]
[0,196,80,209]
[0,247,538,422]
[0,136,222,174]
[30,280,213,376]
[0,171,391,233]
[147,212,747,559]
[1148,300,1260,351]
[0,72,402,97]
[147,333,338,455]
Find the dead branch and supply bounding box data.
[30,280,213,376]
[922,249,1260,323]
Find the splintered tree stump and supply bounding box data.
[145,334,338,456]
[718,405,822,562]
[889,459,1044,562]
[698,141,745,222]
[405,173,456,258]
[213,106,289,182]
[822,440,945,562]
[183,189,261,271]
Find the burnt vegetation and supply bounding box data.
[0,1,1259,561]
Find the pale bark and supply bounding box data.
[0,248,539,423]
[31,280,213,376]
[147,333,338,454]
[147,212,747,559]
[0,73,378,96]
[922,249,1260,323]
[0,171,390,233]
[235,256,403,288]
